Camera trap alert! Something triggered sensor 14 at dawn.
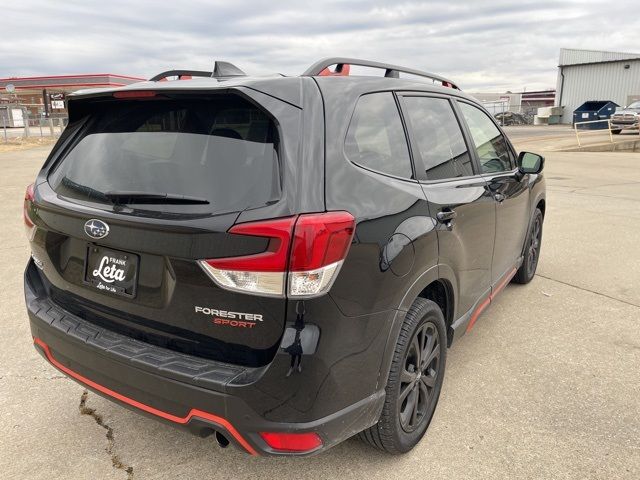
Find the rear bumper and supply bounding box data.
[25,260,385,456]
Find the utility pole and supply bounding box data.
[42,89,50,117]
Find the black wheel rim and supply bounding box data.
[527,216,542,278]
[398,321,440,432]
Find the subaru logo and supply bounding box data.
[84,219,109,239]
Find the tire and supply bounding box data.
[359,298,447,454]
[513,208,543,284]
[611,129,622,135]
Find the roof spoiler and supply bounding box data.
[302,57,460,90]
[149,61,246,82]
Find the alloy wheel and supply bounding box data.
[527,216,542,278]
[398,321,440,432]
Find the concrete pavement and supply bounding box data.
[504,125,640,152]
[0,141,638,479]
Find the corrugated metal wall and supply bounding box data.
[555,58,640,123]
[559,48,640,66]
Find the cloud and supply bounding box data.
[2,0,639,91]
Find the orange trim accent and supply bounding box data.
[465,297,490,332]
[466,268,517,333]
[33,337,258,455]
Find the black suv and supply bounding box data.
[24,58,546,456]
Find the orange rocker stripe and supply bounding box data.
[33,337,258,455]
[466,268,517,333]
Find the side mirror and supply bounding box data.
[517,151,544,174]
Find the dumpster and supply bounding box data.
[573,101,619,129]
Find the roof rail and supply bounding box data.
[150,61,247,82]
[302,57,460,90]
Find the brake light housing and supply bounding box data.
[198,212,355,298]
[24,183,36,241]
[112,90,157,99]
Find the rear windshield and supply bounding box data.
[48,95,281,215]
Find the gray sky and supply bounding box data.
[2,0,639,92]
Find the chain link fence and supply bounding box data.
[1,108,67,142]
[2,101,553,142]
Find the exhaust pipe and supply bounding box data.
[215,430,230,448]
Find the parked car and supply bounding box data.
[23,58,546,456]
[610,101,640,134]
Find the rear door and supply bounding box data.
[456,100,530,284]
[399,94,496,316]
[32,90,302,367]
[320,90,439,317]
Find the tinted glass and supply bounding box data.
[459,102,514,174]
[49,96,280,215]
[345,93,412,178]
[403,97,473,180]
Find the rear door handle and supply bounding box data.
[437,210,457,222]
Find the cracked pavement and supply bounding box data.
[78,391,134,479]
[1,131,639,479]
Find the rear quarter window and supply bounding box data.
[48,95,281,216]
[344,93,413,179]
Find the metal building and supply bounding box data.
[555,48,640,123]
[471,90,555,117]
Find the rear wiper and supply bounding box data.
[61,177,111,202]
[104,191,210,205]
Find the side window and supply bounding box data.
[402,96,474,180]
[345,93,413,178]
[458,102,515,174]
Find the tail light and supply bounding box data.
[288,212,355,296]
[199,217,295,297]
[24,183,36,240]
[259,431,323,453]
[198,212,355,298]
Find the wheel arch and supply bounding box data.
[377,265,458,390]
[521,193,546,259]
[416,279,455,345]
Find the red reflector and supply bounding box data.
[206,216,296,272]
[290,211,355,271]
[259,432,322,453]
[113,90,157,99]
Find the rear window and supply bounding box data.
[48,95,281,215]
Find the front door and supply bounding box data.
[457,101,530,284]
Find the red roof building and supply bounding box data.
[0,73,144,117]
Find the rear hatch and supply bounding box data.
[31,90,296,367]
